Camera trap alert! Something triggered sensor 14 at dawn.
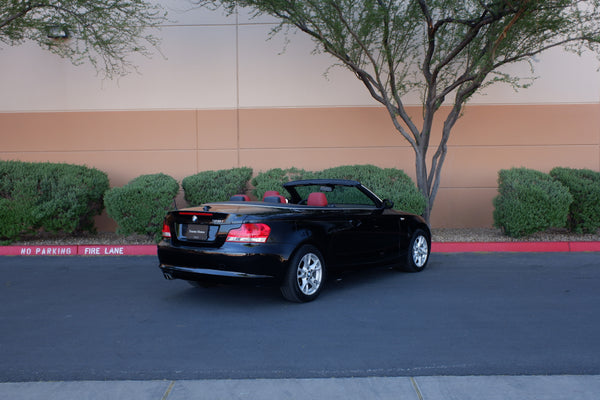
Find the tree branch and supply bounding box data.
[0,4,36,29]
[491,0,529,58]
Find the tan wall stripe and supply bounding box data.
[1,104,598,229]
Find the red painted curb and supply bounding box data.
[0,245,157,256]
[432,241,597,253]
[0,245,78,256]
[78,245,157,256]
[567,242,600,252]
[1,242,599,256]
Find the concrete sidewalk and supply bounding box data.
[1,375,599,400]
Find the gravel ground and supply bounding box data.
[8,227,600,246]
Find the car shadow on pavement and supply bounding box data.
[162,257,438,306]
[165,280,285,307]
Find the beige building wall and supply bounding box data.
[1,2,599,229]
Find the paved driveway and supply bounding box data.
[1,253,599,382]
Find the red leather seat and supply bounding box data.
[307,192,328,206]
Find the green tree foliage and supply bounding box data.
[0,0,167,78]
[194,0,600,222]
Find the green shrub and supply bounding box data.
[0,161,109,243]
[0,198,37,243]
[182,167,253,206]
[104,173,179,242]
[251,165,426,215]
[493,168,573,238]
[550,167,600,233]
[251,167,308,200]
[314,165,427,215]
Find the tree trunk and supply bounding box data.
[414,146,432,223]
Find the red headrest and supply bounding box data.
[307,192,328,207]
[263,190,280,199]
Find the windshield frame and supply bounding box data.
[282,179,384,208]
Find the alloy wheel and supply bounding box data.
[412,235,429,267]
[296,253,323,295]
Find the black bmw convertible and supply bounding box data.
[158,179,430,302]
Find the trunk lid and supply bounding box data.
[165,202,292,247]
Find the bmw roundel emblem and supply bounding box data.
[192,215,198,222]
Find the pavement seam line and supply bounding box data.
[410,377,424,400]
[161,380,175,400]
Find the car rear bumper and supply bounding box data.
[157,241,296,285]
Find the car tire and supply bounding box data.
[400,229,430,272]
[280,245,326,303]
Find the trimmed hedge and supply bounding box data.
[251,165,426,215]
[315,165,427,215]
[251,167,308,200]
[182,167,253,206]
[550,167,600,233]
[493,168,573,238]
[0,161,109,243]
[104,173,179,242]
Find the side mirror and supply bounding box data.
[382,199,394,209]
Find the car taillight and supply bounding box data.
[162,222,172,239]
[226,223,270,243]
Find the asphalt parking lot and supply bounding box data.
[1,252,599,383]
